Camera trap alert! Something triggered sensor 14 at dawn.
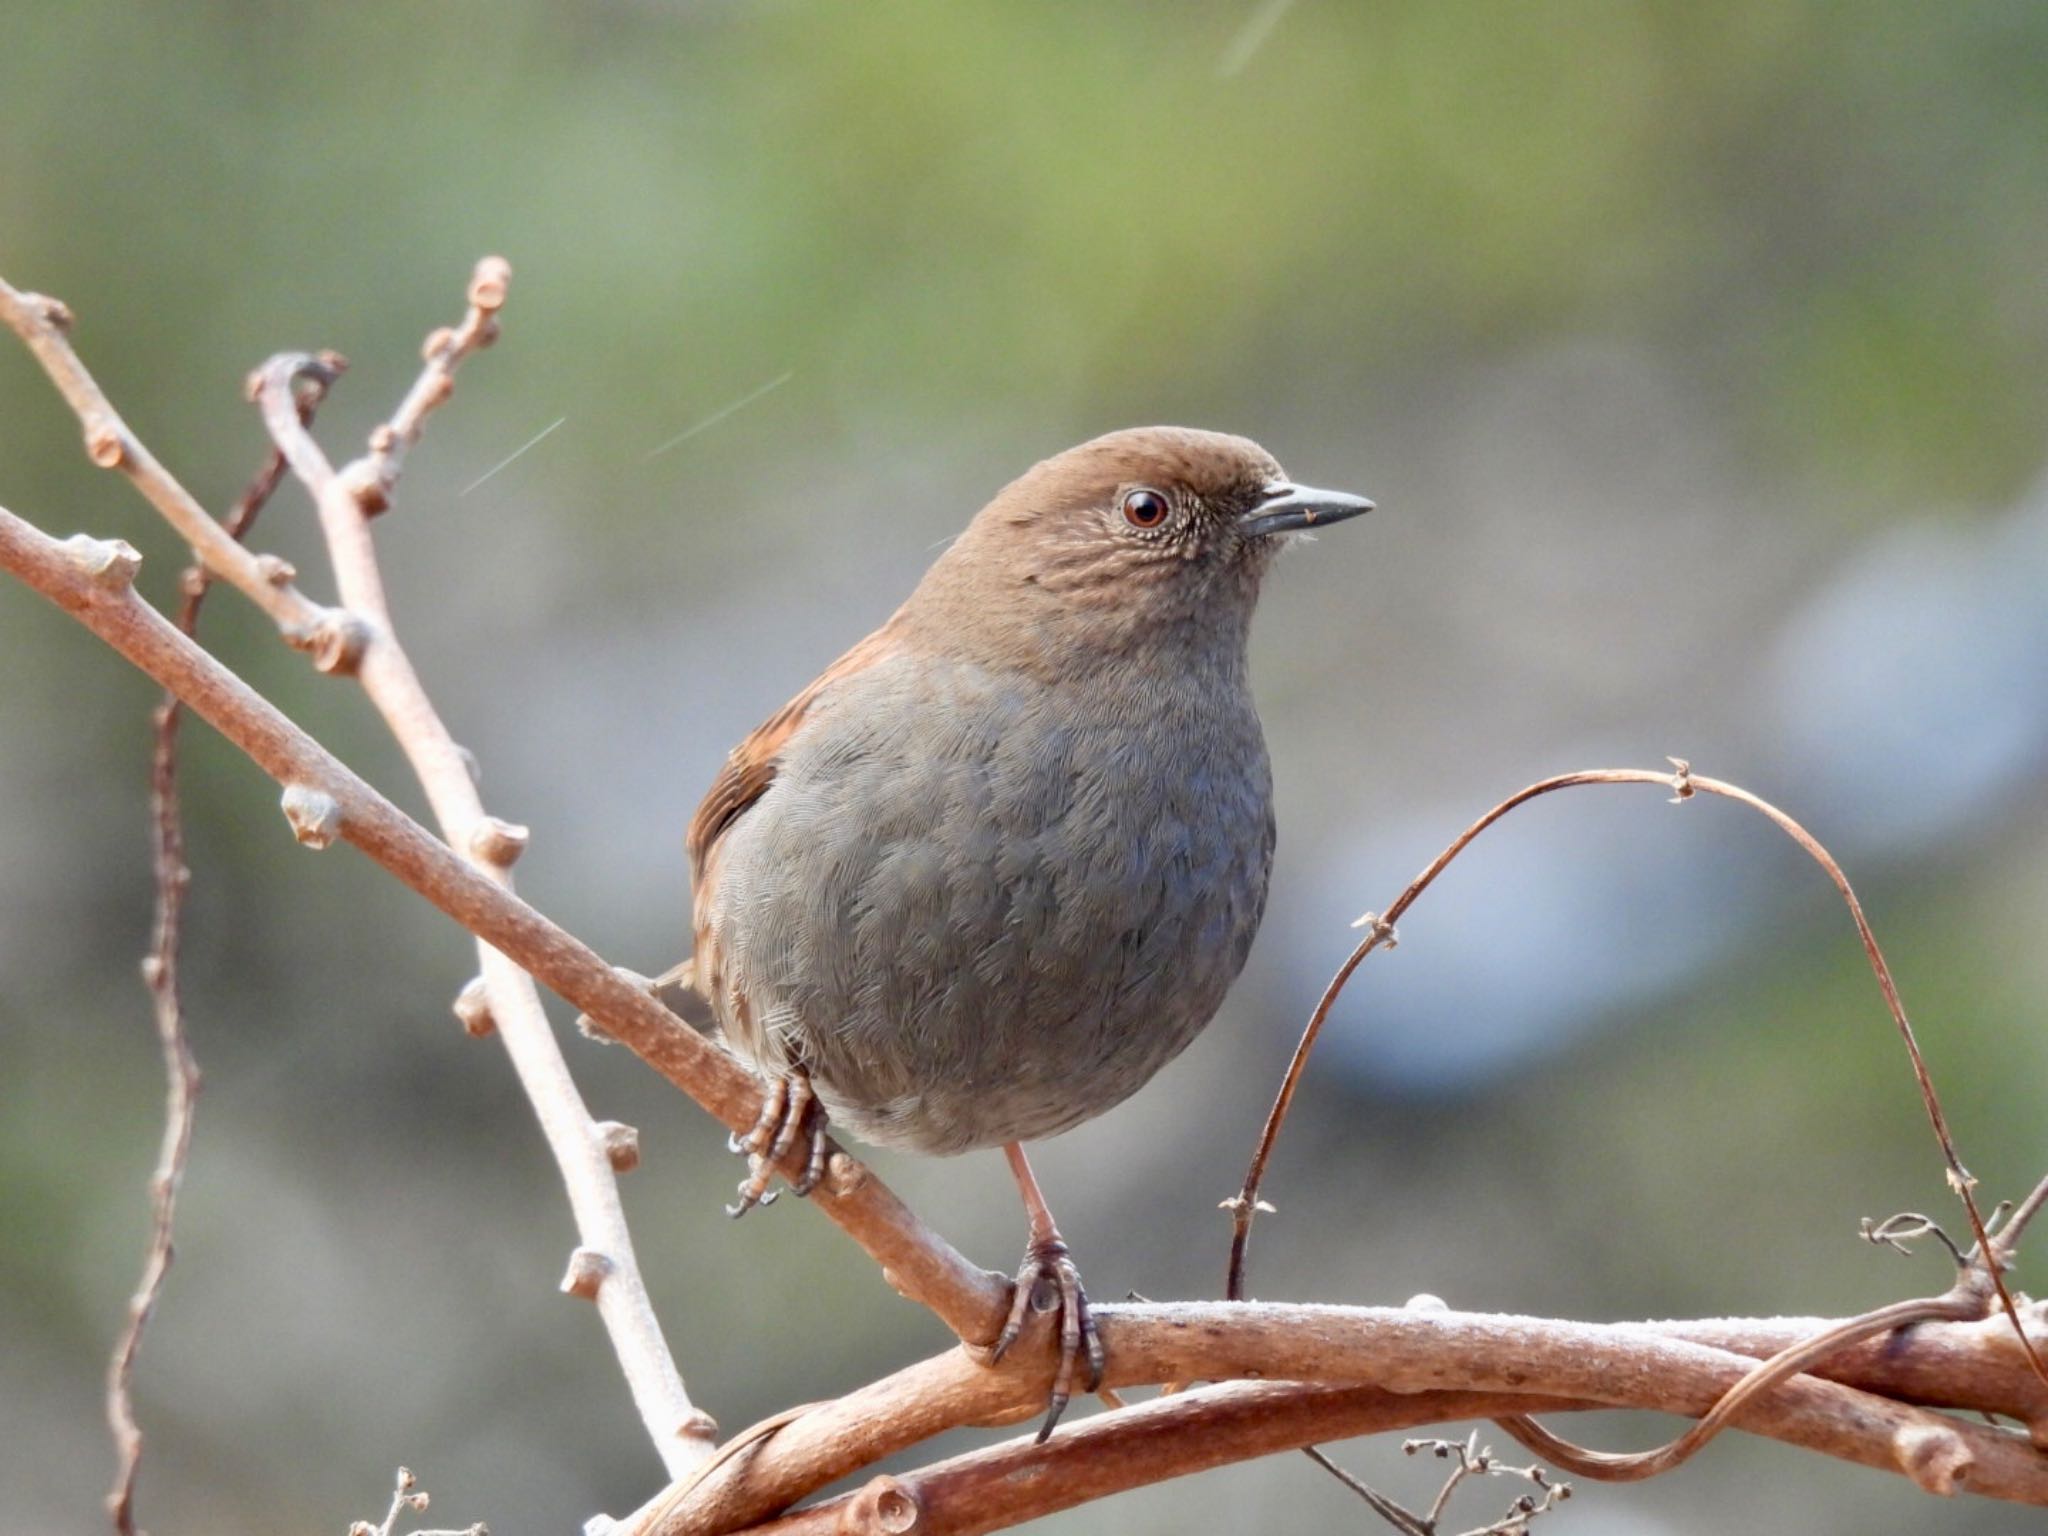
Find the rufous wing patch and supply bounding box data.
[686,621,905,905]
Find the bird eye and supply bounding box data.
[1121,488,1170,529]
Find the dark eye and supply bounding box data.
[1121,487,1170,529]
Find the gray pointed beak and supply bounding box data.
[1238,481,1375,539]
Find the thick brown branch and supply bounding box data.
[740,1364,2047,1536]
[629,1301,2048,1533]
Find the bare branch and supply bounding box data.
[627,1300,2048,1532]
[0,275,339,645]
[107,394,325,1536]
[1226,764,2046,1383]
[246,279,715,1478]
[348,1466,486,1536]
[0,498,1007,1360]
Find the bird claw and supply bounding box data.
[724,1069,829,1219]
[991,1237,1106,1442]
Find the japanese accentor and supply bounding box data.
[683,425,1370,1432]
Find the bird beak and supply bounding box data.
[1238,481,1375,539]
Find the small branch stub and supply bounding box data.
[596,1120,641,1174]
[452,976,496,1038]
[84,418,127,468]
[840,1475,924,1536]
[562,1246,613,1301]
[1894,1421,1975,1496]
[468,816,530,868]
[279,784,341,850]
[310,611,371,676]
[59,533,142,590]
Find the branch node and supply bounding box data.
[840,1474,925,1536]
[677,1409,719,1445]
[279,783,341,849]
[340,458,392,516]
[467,256,513,313]
[825,1149,864,1195]
[561,1246,613,1301]
[84,418,127,468]
[595,1120,641,1174]
[468,816,530,868]
[34,292,74,332]
[255,553,297,587]
[452,976,496,1038]
[60,533,142,589]
[1347,909,1398,948]
[1666,755,1695,802]
[311,611,372,675]
[575,968,658,1041]
[1893,1421,1974,1495]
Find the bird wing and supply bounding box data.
[686,622,904,905]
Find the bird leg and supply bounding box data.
[725,1067,829,1217]
[989,1141,1106,1441]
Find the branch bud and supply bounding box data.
[59,534,142,589]
[595,1120,640,1174]
[453,976,496,1038]
[280,784,342,849]
[468,256,512,313]
[468,816,530,868]
[841,1475,924,1535]
[311,611,371,675]
[560,1247,612,1301]
[83,419,126,468]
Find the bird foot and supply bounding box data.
[725,1069,829,1217]
[990,1236,1106,1441]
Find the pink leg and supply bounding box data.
[990,1142,1107,1440]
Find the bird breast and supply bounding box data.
[697,649,1276,1155]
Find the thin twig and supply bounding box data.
[1226,763,2042,1371]
[0,275,339,645]
[248,268,718,1477]
[347,1466,485,1536]
[106,395,324,1536]
[1225,761,2045,1497]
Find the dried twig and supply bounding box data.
[1225,762,2045,1487]
[348,1466,485,1536]
[0,276,342,648]
[246,266,719,1476]
[106,393,326,1536]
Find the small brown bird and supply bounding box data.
[684,426,1370,1432]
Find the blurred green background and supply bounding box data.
[4,4,2046,1533]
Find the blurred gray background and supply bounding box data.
[3,4,2046,1533]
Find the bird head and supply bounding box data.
[906,426,1372,672]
